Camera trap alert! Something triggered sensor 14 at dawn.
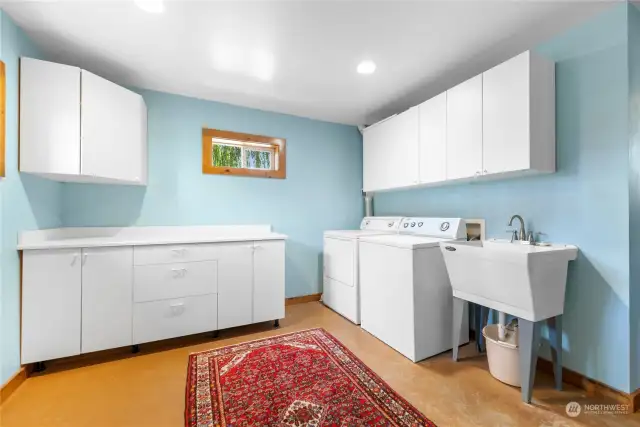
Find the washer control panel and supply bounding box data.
[359,216,403,232]
[398,217,466,239]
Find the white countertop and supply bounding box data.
[18,225,287,250]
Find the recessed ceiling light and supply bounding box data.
[135,0,164,13]
[357,60,376,75]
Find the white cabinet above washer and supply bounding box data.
[361,50,555,193]
[363,107,419,192]
[19,58,147,186]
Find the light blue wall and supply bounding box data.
[628,3,640,393]
[0,12,63,384]
[62,90,364,299]
[375,5,632,392]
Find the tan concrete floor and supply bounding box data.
[1,302,638,427]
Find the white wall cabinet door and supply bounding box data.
[20,58,81,176]
[253,241,285,323]
[446,75,483,180]
[81,247,133,354]
[483,52,530,175]
[81,70,147,184]
[363,107,419,191]
[418,93,447,184]
[22,249,82,363]
[217,243,254,329]
[363,117,391,192]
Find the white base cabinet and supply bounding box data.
[253,241,286,323]
[81,247,133,354]
[22,249,82,364]
[21,236,286,364]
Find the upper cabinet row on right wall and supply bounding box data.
[362,50,556,193]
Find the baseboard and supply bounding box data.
[537,358,637,413]
[285,293,322,306]
[0,367,28,405]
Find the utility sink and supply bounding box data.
[439,239,578,322]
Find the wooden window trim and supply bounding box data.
[202,128,286,179]
[0,61,5,177]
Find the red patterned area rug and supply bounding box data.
[185,328,437,426]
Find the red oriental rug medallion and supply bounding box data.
[185,328,437,427]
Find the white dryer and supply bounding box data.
[359,217,470,362]
[323,217,403,324]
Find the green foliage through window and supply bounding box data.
[212,142,273,170]
[245,149,272,170]
[212,144,242,168]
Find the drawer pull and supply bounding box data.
[171,248,188,256]
[169,301,185,315]
[171,268,187,278]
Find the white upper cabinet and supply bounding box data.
[446,75,483,181]
[361,50,555,192]
[20,58,147,185]
[81,70,147,184]
[418,93,447,184]
[20,58,81,177]
[363,107,419,192]
[482,51,555,175]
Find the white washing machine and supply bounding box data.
[359,217,470,362]
[323,217,403,324]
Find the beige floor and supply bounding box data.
[1,302,638,427]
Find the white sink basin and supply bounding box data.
[439,239,578,321]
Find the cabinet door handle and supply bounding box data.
[71,254,79,266]
[82,253,88,265]
[474,171,480,178]
[254,244,262,250]
[483,169,488,175]
[171,268,182,278]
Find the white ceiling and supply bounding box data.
[1,0,615,125]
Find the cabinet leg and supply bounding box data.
[131,345,140,354]
[274,319,280,328]
[213,330,219,338]
[33,361,46,373]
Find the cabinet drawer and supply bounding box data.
[134,244,220,265]
[134,261,217,303]
[133,295,217,344]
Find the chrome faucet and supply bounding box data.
[508,215,526,241]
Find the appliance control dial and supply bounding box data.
[411,222,416,227]
[404,223,409,228]
[388,222,394,227]
[418,222,423,227]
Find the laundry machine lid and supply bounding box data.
[359,234,455,249]
[324,229,397,240]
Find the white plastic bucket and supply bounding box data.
[483,324,520,387]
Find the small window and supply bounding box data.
[202,128,286,179]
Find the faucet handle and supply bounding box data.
[526,231,535,244]
[506,229,518,243]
